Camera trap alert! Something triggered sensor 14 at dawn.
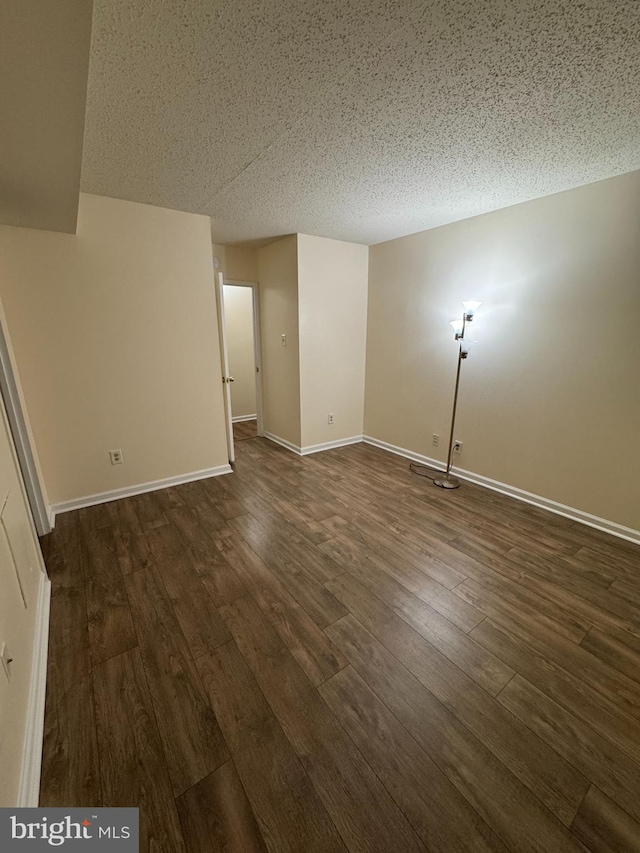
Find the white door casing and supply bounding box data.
[223,279,264,438]
[0,391,46,806]
[0,312,50,535]
[216,271,235,464]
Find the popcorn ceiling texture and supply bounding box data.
[81,0,640,245]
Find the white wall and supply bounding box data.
[223,285,256,419]
[298,234,368,448]
[364,172,640,532]
[0,193,229,506]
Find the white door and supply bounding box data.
[0,391,45,805]
[216,271,235,464]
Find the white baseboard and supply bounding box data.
[362,435,640,546]
[453,465,640,545]
[362,436,445,471]
[232,414,257,423]
[264,433,364,457]
[263,432,302,454]
[50,464,233,520]
[300,435,363,456]
[18,572,51,807]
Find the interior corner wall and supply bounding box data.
[257,235,301,447]
[211,242,228,275]
[297,234,368,448]
[211,236,259,285]
[225,246,259,282]
[0,193,229,506]
[364,171,640,532]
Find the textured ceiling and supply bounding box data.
[81,0,640,245]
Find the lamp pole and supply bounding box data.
[434,337,464,489]
[433,303,479,489]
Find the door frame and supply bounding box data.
[222,279,264,438]
[0,312,50,536]
[215,272,235,464]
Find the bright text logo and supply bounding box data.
[0,808,138,850]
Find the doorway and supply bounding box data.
[217,278,263,460]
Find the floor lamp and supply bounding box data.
[434,301,481,489]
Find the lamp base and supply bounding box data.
[434,473,461,489]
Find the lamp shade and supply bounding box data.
[449,319,463,337]
[459,339,474,355]
[462,300,482,317]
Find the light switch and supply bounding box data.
[281,334,286,346]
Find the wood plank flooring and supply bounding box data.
[39,438,640,852]
[233,418,258,441]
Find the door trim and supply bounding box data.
[0,312,51,535]
[17,571,51,806]
[216,272,235,464]
[50,463,232,518]
[223,279,264,438]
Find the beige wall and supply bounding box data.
[365,172,640,531]
[210,241,259,283]
[0,0,93,233]
[225,246,259,282]
[223,285,257,419]
[211,242,227,275]
[0,193,229,505]
[258,236,301,447]
[298,234,368,447]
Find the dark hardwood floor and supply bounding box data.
[233,418,258,441]
[39,438,640,852]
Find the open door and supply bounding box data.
[0,311,50,535]
[0,387,47,805]
[215,272,235,464]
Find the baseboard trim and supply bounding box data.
[51,465,233,519]
[264,433,365,457]
[362,436,445,472]
[300,436,363,456]
[17,572,51,807]
[453,465,640,545]
[362,435,640,546]
[263,432,302,454]
[232,414,257,423]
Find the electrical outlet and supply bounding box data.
[432,434,439,446]
[109,449,123,465]
[453,440,463,454]
[328,413,334,425]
